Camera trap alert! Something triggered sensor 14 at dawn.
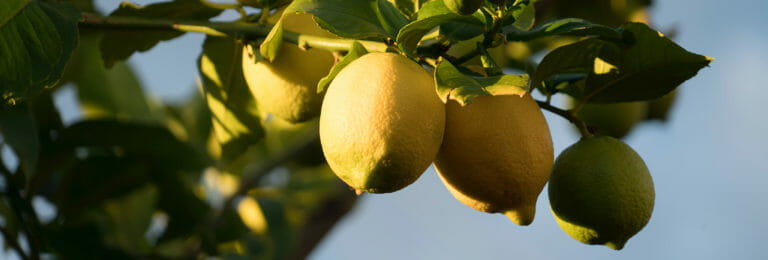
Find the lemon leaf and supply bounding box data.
[435,59,529,106]
[317,41,368,93]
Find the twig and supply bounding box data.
[535,100,593,138]
[78,12,390,53]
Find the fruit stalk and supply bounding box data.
[535,100,593,138]
[78,12,390,53]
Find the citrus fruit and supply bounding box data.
[548,136,655,250]
[434,94,553,225]
[319,52,445,193]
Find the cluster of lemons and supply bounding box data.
[242,12,654,250]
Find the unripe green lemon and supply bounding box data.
[443,0,484,15]
[646,90,677,121]
[575,101,647,138]
[548,136,655,250]
[242,12,335,123]
[319,53,445,193]
[434,94,553,225]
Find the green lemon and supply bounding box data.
[548,136,655,250]
[575,101,647,138]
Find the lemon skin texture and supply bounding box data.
[433,94,554,225]
[576,101,647,138]
[242,12,335,123]
[319,53,445,193]
[548,136,655,250]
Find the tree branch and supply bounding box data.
[78,12,391,53]
[535,99,593,138]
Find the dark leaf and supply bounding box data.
[100,0,222,67]
[57,120,207,171]
[0,104,39,181]
[0,1,80,105]
[284,0,390,39]
[584,23,712,102]
[505,18,621,42]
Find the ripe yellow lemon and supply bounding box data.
[434,94,553,225]
[319,53,445,193]
[242,12,335,123]
[548,136,655,250]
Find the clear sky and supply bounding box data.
[13,0,768,259]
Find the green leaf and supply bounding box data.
[284,0,390,39]
[199,37,264,167]
[376,0,411,37]
[0,104,39,180]
[0,0,81,105]
[100,0,221,68]
[416,0,484,41]
[260,19,284,62]
[317,42,369,93]
[532,38,621,95]
[507,0,535,31]
[72,36,156,122]
[390,0,419,18]
[504,18,621,42]
[53,155,154,216]
[58,120,207,171]
[583,23,713,102]
[434,59,528,106]
[104,185,157,253]
[397,14,483,56]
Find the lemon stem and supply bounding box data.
[535,100,594,138]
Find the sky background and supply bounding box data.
[9,0,768,259]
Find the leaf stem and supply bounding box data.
[78,12,390,53]
[535,99,593,138]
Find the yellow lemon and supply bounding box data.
[319,52,445,193]
[434,94,554,225]
[242,12,336,123]
[548,136,655,250]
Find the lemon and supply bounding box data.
[434,94,553,225]
[444,0,484,15]
[242,12,336,123]
[548,136,654,250]
[646,91,677,121]
[319,52,445,193]
[575,101,647,138]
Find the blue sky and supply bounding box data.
[8,0,768,259]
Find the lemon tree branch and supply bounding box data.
[535,100,593,138]
[78,12,390,53]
